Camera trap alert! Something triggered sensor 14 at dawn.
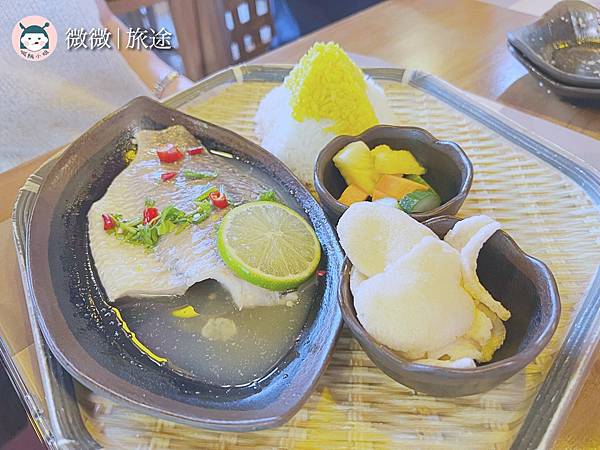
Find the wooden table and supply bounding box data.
[1,0,598,448]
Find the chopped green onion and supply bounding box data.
[160,205,188,224]
[194,185,218,203]
[183,169,218,180]
[106,193,222,249]
[190,200,212,224]
[257,189,279,202]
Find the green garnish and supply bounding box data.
[257,189,279,202]
[405,175,431,187]
[194,185,218,203]
[107,198,215,249]
[112,216,162,248]
[399,176,442,213]
[157,204,190,235]
[191,200,212,224]
[398,190,441,213]
[183,169,218,180]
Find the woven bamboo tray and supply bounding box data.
[12,66,600,449]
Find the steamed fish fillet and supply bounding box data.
[88,125,282,309]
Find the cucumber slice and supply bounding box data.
[405,174,431,188]
[399,190,441,213]
[373,197,399,209]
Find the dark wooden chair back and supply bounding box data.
[108,0,275,81]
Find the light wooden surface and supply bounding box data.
[1,0,599,448]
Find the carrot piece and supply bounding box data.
[338,184,369,206]
[371,189,389,201]
[373,174,428,200]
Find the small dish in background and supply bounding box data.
[338,215,561,397]
[507,0,600,89]
[314,125,472,224]
[508,42,600,102]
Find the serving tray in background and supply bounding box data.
[10,65,600,449]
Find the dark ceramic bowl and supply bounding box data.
[339,216,560,397]
[27,97,344,431]
[508,42,600,103]
[507,0,600,89]
[314,125,473,224]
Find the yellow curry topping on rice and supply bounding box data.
[284,42,379,136]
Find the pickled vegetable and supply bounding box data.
[338,184,369,206]
[333,141,380,194]
[399,190,441,213]
[373,174,427,200]
[373,149,425,175]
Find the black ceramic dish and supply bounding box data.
[26,97,344,431]
[339,216,561,397]
[508,42,600,103]
[507,0,600,89]
[314,125,473,224]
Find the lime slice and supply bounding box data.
[217,201,321,291]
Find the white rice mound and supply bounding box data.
[254,77,397,186]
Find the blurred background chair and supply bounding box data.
[107,0,382,80]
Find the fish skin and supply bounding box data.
[88,125,283,309]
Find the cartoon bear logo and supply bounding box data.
[19,22,50,52]
[12,16,57,61]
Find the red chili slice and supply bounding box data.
[102,213,116,231]
[317,270,327,277]
[143,207,160,225]
[161,171,177,182]
[156,144,183,163]
[209,191,228,209]
[187,147,204,155]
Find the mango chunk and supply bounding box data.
[338,185,369,206]
[373,149,425,175]
[370,144,392,158]
[333,141,380,194]
[373,174,428,200]
[171,305,199,318]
